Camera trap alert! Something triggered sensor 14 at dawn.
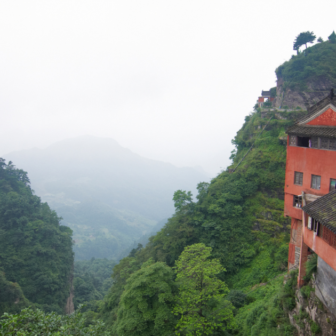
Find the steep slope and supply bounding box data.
[0,159,73,315]
[98,108,304,333]
[4,136,209,260]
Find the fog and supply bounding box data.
[0,0,335,175]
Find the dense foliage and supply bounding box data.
[276,36,336,89]
[0,271,28,316]
[115,259,176,336]
[232,270,298,336]
[0,307,106,335]
[0,159,73,315]
[73,258,116,309]
[97,109,298,335]
[174,244,234,336]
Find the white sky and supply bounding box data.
[0,0,335,175]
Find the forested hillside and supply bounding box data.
[93,107,307,335]
[0,159,73,315]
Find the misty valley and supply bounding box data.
[4,135,208,260]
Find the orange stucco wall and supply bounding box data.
[303,223,336,271]
[307,108,336,126]
[284,137,336,219]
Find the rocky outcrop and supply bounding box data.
[65,265,75,315]
[275,76,334,110]
[288,275,336,336]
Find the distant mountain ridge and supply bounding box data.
[4,136,209,259]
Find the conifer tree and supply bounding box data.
[293,31,316,53]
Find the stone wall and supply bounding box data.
[315,257,336,315]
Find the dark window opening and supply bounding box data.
[311,175,321,190]
[297,136,310,147]
[293,195,302,208]
[308,217,320,236]
[294,172,303,185]
[330,179,336,191]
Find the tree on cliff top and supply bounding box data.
[293,31,316,53]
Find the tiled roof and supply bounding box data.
[295,94,336,125]
[286,91,336,137]
[302,190,336,234]
[287,125,336,138]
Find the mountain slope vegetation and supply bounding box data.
[276,38,336,90]
[97,108,305,334]
[0,159,73,315]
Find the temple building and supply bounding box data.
[257,90,275,108]
[284,89,336,311]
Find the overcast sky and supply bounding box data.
[0,1,335,175]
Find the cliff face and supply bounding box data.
[65,265,75,315]
[288,274,336,336]
[275,76,334,110]
[274,40,336,109]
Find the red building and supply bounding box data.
[284,90,336,290]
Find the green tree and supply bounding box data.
[196,182,209,201]
[115,259,176,336]
[173,243,234,336]
[173,190,193,211]
[317,37,324,43]
[293,31,316,53]
[329,31,336,43]
[99,256,141,331]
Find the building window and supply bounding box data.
[294,172,303,185]
[330,139,336,151]
[330,179,336,191]
[311,137,319,148]
[319,137,336,151]
[321,137,329,149]
[289,135,297,146]
[311,175,321,190]
[308,217,321,236]
[297,136,310,147]
[293,195,302,208]
[322,226,336,248]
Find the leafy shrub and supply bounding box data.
[226,290,247,309]
[310,320,321,335]
[0,306,106,335]
[304,253,318,281]
[300,285,314,299]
